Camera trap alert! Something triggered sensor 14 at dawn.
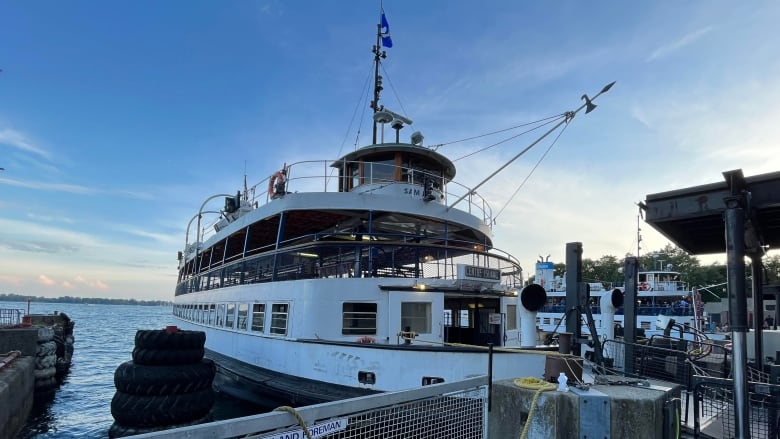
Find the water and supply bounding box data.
[4,301,266,438]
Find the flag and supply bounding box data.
[380,11,393,48]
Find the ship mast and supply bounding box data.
[371,12,387,144]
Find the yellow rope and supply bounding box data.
[514,377,556,439]
[273,406,313,439]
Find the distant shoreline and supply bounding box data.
[0,293,171,307]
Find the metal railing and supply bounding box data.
[194,159,496,245]
[0,308,24,328]
[129,376,488,439]
[692,375,780,438]
[176,241,523,296]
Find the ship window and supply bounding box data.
[209,304,216,326]
[216,304,226,327]
[506,305,517,330]
[365,160,396,184]
[342,303,377,335]
[270,303,289,335]
[251,303,266,332]
[237,303,249,330]
[459,310,471,328]
[443,309,452,327]
[225,303,236,329]
[401,302,431,334]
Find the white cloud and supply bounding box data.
[0,128,52,160]
[646,26,713,62]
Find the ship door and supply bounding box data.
[443,297,501,347]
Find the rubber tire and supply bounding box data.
[114,359,215,395]
[34,366,57,380]
[35,354,56,369]
[37,327,55,343]
[134,330,205,350]
[110,388,214,427]
[131,347,204,366]
[37,341,56,356]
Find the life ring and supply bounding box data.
[639,282,650,291]
[268,170,285,197]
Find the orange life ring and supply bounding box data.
[639,282,650,291]
[268,170,285,197]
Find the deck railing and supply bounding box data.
[195,159,495,244]
[176,241,522,296]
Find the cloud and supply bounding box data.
[0,128,52,160]
[5,241,79,253]
[0,274,22,285]
[38,275,56,286]
[62,280,74,289]
[73,275,110,290]
[646,26,713,62]
[0,177,99,195]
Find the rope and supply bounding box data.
[273,406,313,439]
[513,377,556,439]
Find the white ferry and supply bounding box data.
[171,11,614,406]
[532,260,708,339]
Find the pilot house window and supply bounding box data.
[342,303,378,335]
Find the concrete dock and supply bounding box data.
[0,327,38,439]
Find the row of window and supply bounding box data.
[173,302,290,335]
[173,301,439,337]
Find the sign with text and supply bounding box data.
[257,418,348,439]
[457,264,501,282]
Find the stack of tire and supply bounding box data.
[53,313,75,378]
[34,326,58,398]
[109,327,215,438]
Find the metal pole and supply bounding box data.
[448,82,616,212]
[623,257,638,373]
[565,242,583,356]
[724,203,750,439]
[487,343,493,413]
[750,254,764,370]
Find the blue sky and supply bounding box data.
[2,1,779,300]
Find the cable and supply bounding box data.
[493,121,569,221]
[452,116,564,162]
[432,113,565,151]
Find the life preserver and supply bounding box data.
[268,170,285,197]
[639,282,650,291]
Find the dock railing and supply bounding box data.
[129,376,488,439]
[0,308,25,328]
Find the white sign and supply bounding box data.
[258,418,348,439]
[489,313,502,325]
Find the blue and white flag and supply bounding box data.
[380,11,393,48]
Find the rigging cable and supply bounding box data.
[452,115,565,162]
[493,120,570,222]
[379,62,410,122]
[325,60,375,187]
[431,113,565,151]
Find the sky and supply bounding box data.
[2,1,780,301]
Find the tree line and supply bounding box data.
[0,293,171,307]
[529,244,780,302]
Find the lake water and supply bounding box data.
[3,301,267,438]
